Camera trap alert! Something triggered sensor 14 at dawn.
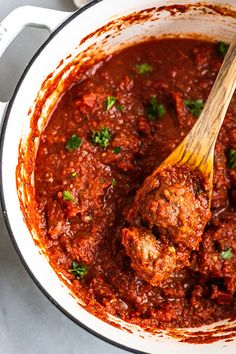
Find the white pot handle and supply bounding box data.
[73,0,93,8]
[0,6,71,123]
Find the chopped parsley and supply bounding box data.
[71,171,77,178]
[111,178,117,186]
[69,261,88,278]
[221,248,233,261]
[105,97,125,112]
[66,134,82,151]
[146,96,166,120]
[135,63,153,74]
[106,96,117,111]
[185,99,204,118]
[227,149,236,169]
[62,190,77,203]
[196,186,204,196]
[112,146,122,154]
[92,127,111,148]
[117,104,125,112]
[217,41,229,57]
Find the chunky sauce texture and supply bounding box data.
[35,39,236,329]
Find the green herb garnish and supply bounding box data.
[221,248,233,261]
[112,146,122,154]
[71,171,77,178]
[69,261,88,278]
[62,190,77,203]
[117,104,125,112]
[92,127,111,148]
[227,149,236,169]
[196,186,204,196]
[111,178,117,186]
[146,96,166,120]
[66,134,82,151]
[217,41,229,57]
[106,96,117,111]
[135,63,153,74]
[99,178,105,184]
[185,99,204,118]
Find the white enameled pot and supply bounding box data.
[0,1,236,353]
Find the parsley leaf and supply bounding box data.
[112,146,122,154]
[194,183,204,196]
[92,127,111,148]
[117,104,125,112]
[185,99,204,118]
[66,134,82,151]
[217,41,229,57]
[146,96,166,120]
[105,97,125,112]
[111,178,117,186]
[221,248,233,261]
[227,149,236,169]
[62,190,77,203]
[69,261,88,278]
[135,63,153,74]
[71,171,77,178]
[106,96,117,111]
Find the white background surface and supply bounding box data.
[0,1,127,353]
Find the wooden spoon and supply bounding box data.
[158,33,236,200]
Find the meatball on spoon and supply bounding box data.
[122,34,236,286]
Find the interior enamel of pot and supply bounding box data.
[1,1,236,353]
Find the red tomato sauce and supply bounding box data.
[34,38,236,329]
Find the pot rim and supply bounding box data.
[1,1,236,352]
[0,1,143,353]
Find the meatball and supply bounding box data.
[128,165,211,249]
[122,227,176,286]
[122,165,211,285]
[194,222,236,293]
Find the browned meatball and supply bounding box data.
[194,221,236,294]
[122,227,176,286]
[128,165,211,250]
[123,165,211,285]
